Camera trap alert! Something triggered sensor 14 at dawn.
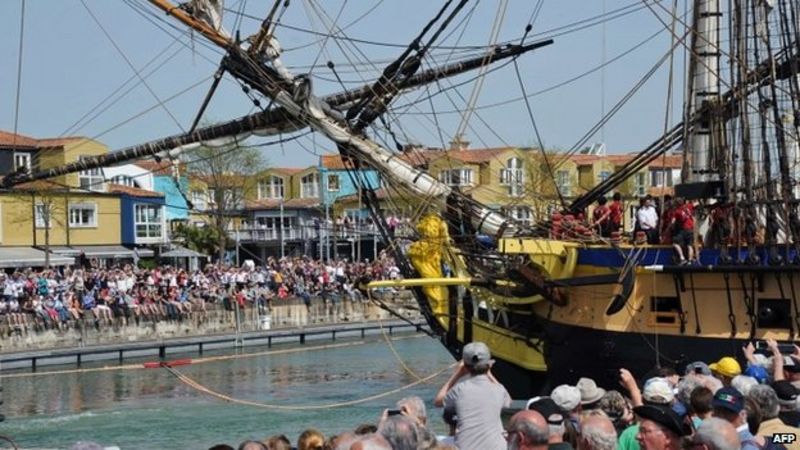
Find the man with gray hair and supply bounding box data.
[397,395,427,426]
[350,434,393,450]
[579,414,617,450]
[507,410,550,450]
[378,414,420,450]
[749,385,800,450]
[435,341,511,450]
[690,418,740,450]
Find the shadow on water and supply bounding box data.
[1,333,453,450]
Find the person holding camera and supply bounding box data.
[434,341,511,450]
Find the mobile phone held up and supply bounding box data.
[387,409,403,417]
[754,341,797,355]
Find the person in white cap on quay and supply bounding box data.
[434,341,511,450]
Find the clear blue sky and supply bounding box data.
[0,1,688,168]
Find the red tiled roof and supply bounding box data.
[12,180,67,191]
[107,183,164,198]
[0,130,39,148]
[567,153,683,168]
[272,167,305,176]
[320,155,347,169]
[400,147,515,166]
[246,198,320,209]
[448,147,511,163]
[568,155,601,166]
[0,130,87,150]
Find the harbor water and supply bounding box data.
[1,333,453,449]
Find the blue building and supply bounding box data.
[134,160,189,222]
[318,155,381,218]
[113,185,168,248]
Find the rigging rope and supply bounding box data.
[11,0,26,159]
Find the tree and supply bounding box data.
[10,184,68,269]
[171,222,224,257]
[524,149,577,221]
[183,139,267,262]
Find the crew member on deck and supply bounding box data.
[636,196,659,244]
[669,197,695,265]
[593,197,612,238]
[610,192,624,234]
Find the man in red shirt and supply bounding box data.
[609,192,624,234]
[593,197,612,237]
[669,197,695,264]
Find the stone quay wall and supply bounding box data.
[0,292,422,353]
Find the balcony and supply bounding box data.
[234,227,307,242]
[230,221,413,243]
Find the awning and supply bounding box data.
[50,245,154,258]
[0,247,74,268]
[161,246,207,258]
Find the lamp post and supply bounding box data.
[279,197,285,259]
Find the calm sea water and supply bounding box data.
[1,334,454,450]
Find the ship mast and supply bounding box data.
[685,0,723,183]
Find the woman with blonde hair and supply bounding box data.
[297,429,325,450]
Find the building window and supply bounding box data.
[207,188,217,205]
[500,158,524,197]
[634,172,646,196]
[110,175,140,188]
[327,174,340,192]
[69,203,97,228]
[599,171,611,183]
[35,203,52,228]
[258,176,284,200]
[190,190,207,211]
[509,206,533,224]
[650,169,674,187]
[301,173,320,198]
[135,204,163,239]
[223,189,244,210]
[439,168,473,187]
[79,157,104,191]
[13,153,31,172]
[556,170,571,197]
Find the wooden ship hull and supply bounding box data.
[416,240,799,398]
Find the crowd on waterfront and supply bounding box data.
[0,254,403,333]
[146,338,799,450]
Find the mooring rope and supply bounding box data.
[164,361,455,411]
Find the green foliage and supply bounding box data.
[137,258,157,270]
[171,223,227,258]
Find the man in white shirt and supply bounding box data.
[636,196,659,244]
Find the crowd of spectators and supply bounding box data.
[171,338,799,450]
[0,253,403,334]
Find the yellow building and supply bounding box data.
[0,130,160,267]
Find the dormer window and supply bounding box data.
[301,173,320,198]
[500,157,524,197]
[439,168,473,187]
[258,176,285,199]
[110,175,140,188]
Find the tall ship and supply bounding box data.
[5,0,800,399]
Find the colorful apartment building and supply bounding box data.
[0,131,166,267]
